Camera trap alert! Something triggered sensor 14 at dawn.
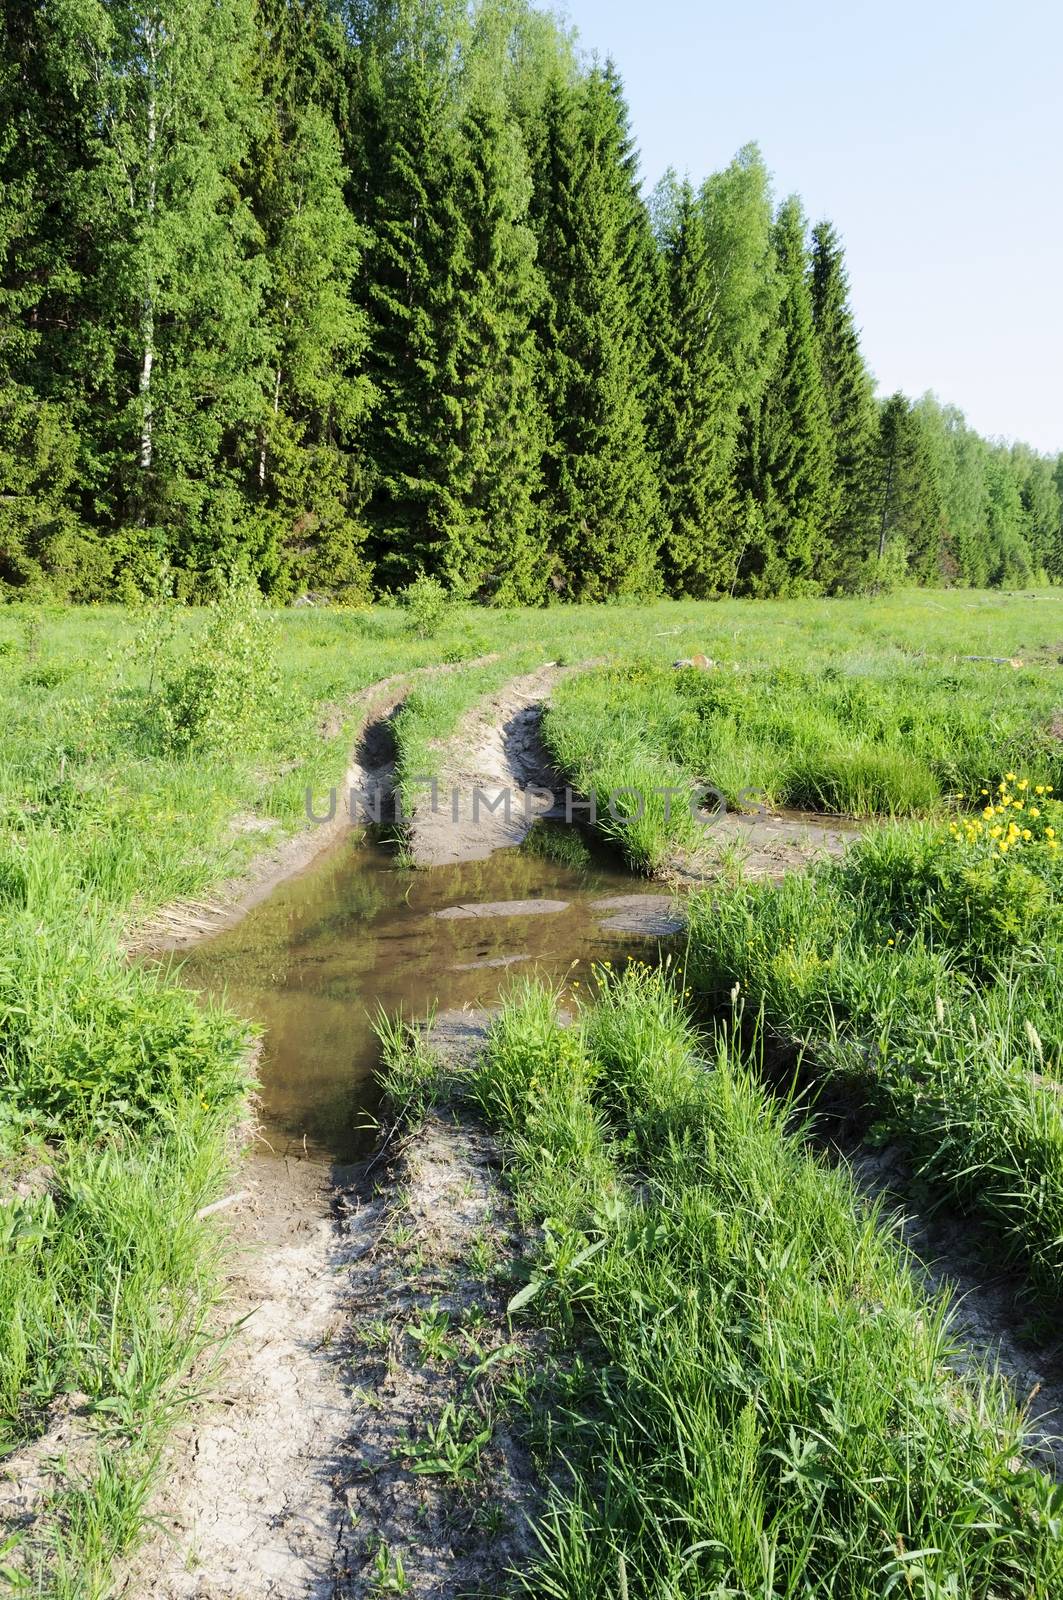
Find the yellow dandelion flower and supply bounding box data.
[999,841,1009,853]
[1023,829,1032,840]
[1035,785,1046,796]
[1006,771,1017,782]
[1018,779,1029,791]
[990,825,1003,838]
[1030,807,1041,818]
[1046,827,1056,839]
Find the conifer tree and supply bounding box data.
[651,177,736,594]
[529,70,661,598]
[353,37,462,587]
[248,0,372,597]
[874,393,943,582]
[0,0,106,593]
[739,197,834,594]
[809,220,878,587]
[429,91,547,601]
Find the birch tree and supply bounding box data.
[81,0,268,584]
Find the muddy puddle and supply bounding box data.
[160,836,680,1160]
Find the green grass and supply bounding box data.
[3,586,1062,1591]
[536,594,1063,868]
[400,968,1063,1597]
[685,789,1063,1287]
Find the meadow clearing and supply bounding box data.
[2,585,1063,1596]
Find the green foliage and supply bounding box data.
[809,220,879,588]
[472,973,1063,1595]
[737,198,835,594]
[2,3,1058,602]
[542,650,1062,843]
[158,580,277,752]
[651,177,737,595]
[530,71,663,599]
[398,574,452,638]
[687,802,1063,1285]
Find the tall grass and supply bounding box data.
[464,971,1063,1597]
[686,807,1063,1285]
[3,590,1063,1590]
[541,653,1063,866]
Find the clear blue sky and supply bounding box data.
[559,0,1063,455]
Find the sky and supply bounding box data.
[558,0,1063,455]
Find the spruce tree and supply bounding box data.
[529,69,661,598]
[809,220,878,587]
[252,88,373,599]
[429,92,547,601]
[652,176,736,594]
[0,0,106,593]
[353,38,462,587]
[739,197,834,594]
[874,393,944,583]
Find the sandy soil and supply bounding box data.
[407,662,585,868]
[120,1063,539,1598]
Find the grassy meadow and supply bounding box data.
[2,585,1062,1593]
[383,968,1063,1597]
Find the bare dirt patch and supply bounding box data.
[408,663,592,868]
[668,808,858,886]
[122,1054,539,1599]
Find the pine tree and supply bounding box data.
[529,70,661,598]
[739,197,834,594]
[651,176,736,594]
[809,220,878,588]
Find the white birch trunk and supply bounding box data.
[139,21,158,474]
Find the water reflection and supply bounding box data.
[163,838,671,1160]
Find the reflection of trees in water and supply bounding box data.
[172,839,648,1158]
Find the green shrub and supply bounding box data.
[159,578,276,753]
[398,574,451,638]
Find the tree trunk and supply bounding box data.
[139,24,158,475]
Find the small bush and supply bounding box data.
[398,575,451,639]
[159,578,276,753]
